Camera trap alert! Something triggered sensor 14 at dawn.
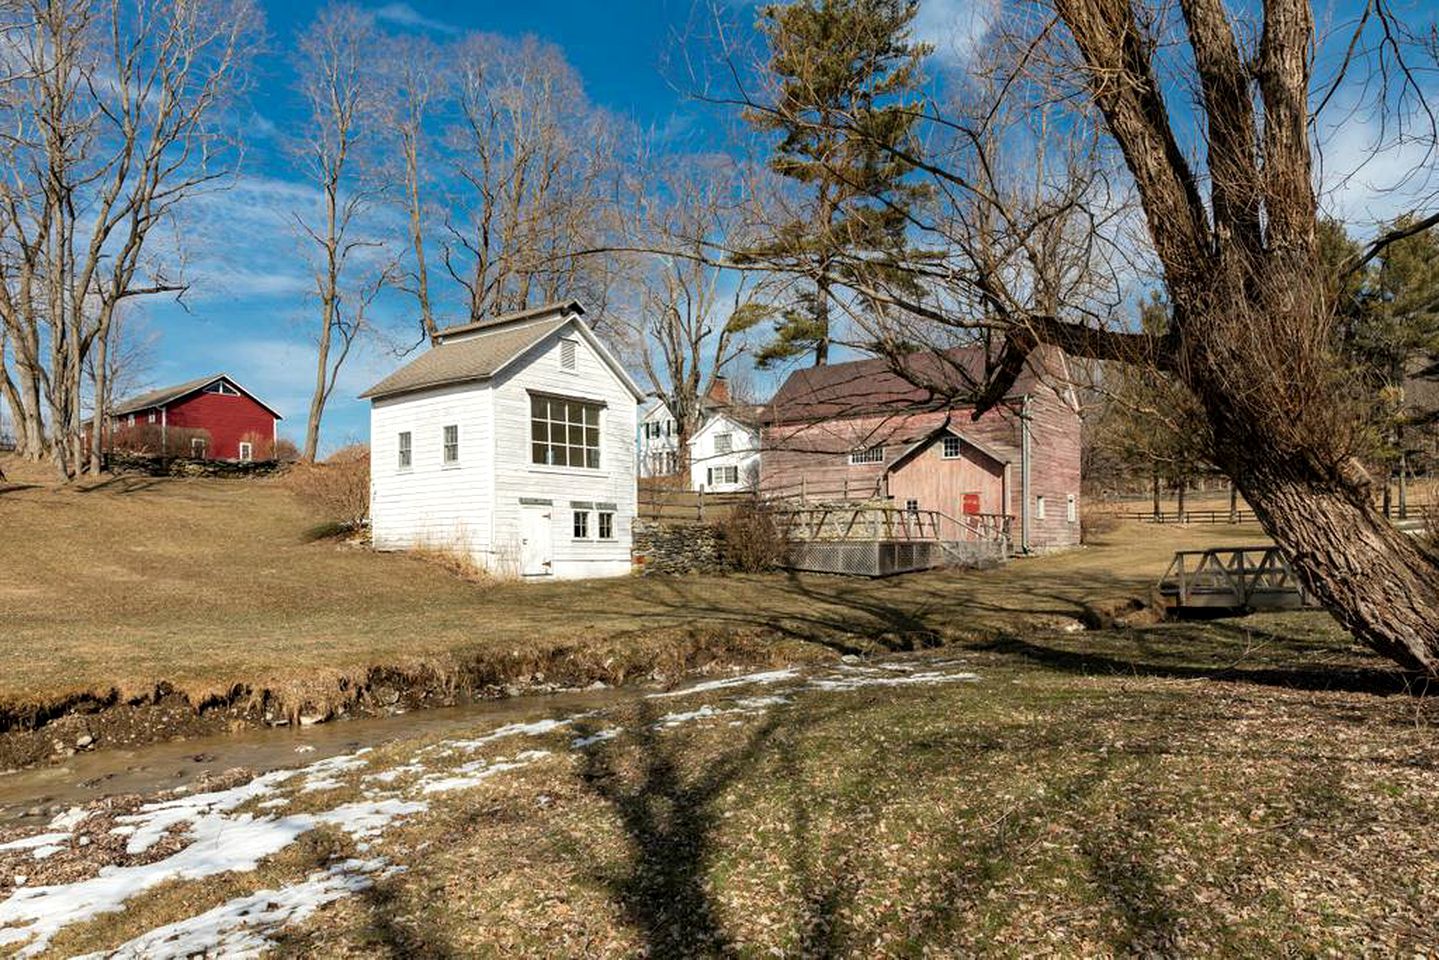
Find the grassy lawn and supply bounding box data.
[19,624,1437,957]
[0,454,1302,714]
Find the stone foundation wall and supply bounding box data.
[106,452,284,479]
[632,520,729,575]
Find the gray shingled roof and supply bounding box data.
[431,300,585,343]
[112,374,282,419]
[360,317,570,400]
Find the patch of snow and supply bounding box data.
[416,751,549,795]
[301,777,345,793]
[363,763,426,785]
[47,806,88,831]
[570,728,621,749]
[29,846,63,861]
[316,800,427,840]
[647,668,799,698]
[445,718,569,752]
[67,858,391,960]
[0,833,70,853]
[113,768,298,855]
[806,670,980,692]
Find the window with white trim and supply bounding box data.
[147,411,157,424]
[191,437,206,457]
[707,465,739,486]
[398,431,412,470]
[849,445,885,465]
[203,381,240,396]
[127,414,135,427]
[573,510,589,538]
[905,498,919,513]
[238,441,253,462]
[598,512,614,539]
[941,435,961,459]
[1067,493,1077,523]
[714,432,733,454]
[531,395,601,468]
[1036,495,1047,520]
[442,424,459,465]
[559,339,577,371]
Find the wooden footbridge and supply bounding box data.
[1157,545,1321,613]
[773,503,1013,577]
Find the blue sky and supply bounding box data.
[130,0,1436,454]
[142,0,759,453]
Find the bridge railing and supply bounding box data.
[1160,545,1319,609]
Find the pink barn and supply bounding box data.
[760,347,1082,551]
[106,374,281,461]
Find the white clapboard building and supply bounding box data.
[362,301,645,579]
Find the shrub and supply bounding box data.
[718,500,788,573]
[1080,506,1120,544]
[284,444,370,530]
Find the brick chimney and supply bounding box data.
[705,376,730,406]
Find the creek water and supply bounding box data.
[0,685,630,826]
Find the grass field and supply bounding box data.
[1,453,1298,716]
[12,623,1436,957]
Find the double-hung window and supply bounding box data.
[573,510,589,538]
[442,425,459,465]
[707,465,739,486]
[598,511,614,539]
[942,435,962,459]
[531,395,601,468]
[398,431,412,470]
[714,432,733,454]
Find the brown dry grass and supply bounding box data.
[0,451,1308,716]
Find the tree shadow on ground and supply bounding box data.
[573,702,784,959]
[976,628,1422,697]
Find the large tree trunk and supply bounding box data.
[1227,451,1439,674]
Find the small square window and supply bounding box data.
[573,510,589,538]
[560,339,577,371]
[398,431,412,469]
[942,435,961,459]
[443,425,459,465]
[905,498,919,513]
[598,512,614,539]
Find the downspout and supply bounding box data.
[1020,395,1031,554]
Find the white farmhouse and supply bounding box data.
[638,400,680,478]
[689,409,761,492]
[361,301,645,580]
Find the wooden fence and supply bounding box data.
[1125,509,1257,524]
[637,486,755,524]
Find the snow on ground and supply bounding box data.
[68,858,399,960]
[0,654,982,957]
[647,668,800,698]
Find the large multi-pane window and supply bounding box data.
[531,395,601,468]
[714,432,733,454]
[849,445,885,465]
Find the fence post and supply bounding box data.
[698,486,706,522]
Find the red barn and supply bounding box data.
[108,374,282,461]
[760,346,1082,551]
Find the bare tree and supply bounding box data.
[0,0,260,478]
[292,4,391,462]
[83,308,156,454]
[730,0,1439,671]
[618,157,765,472]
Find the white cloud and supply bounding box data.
[913,0,998,68]
[1313,104,1439,235]
[370,2,457,35]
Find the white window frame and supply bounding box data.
[573,509,590,539]
[849,445,885,465]
[127,414,136,427]
[442,424,459,466]
[1067,493,1077,523]
[398,431,412,471]
[905,498,920,513]
[530,394,602,470]
[941,435,962,459]
[714,432,733,454]
[598,511,615,540]
[238,441,253,462]
[147,411,157,425]
[191,437,206,458]
[1036,495,1047,521]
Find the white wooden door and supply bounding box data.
[520,503,553,576]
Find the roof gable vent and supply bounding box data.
[560,339,577,371]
